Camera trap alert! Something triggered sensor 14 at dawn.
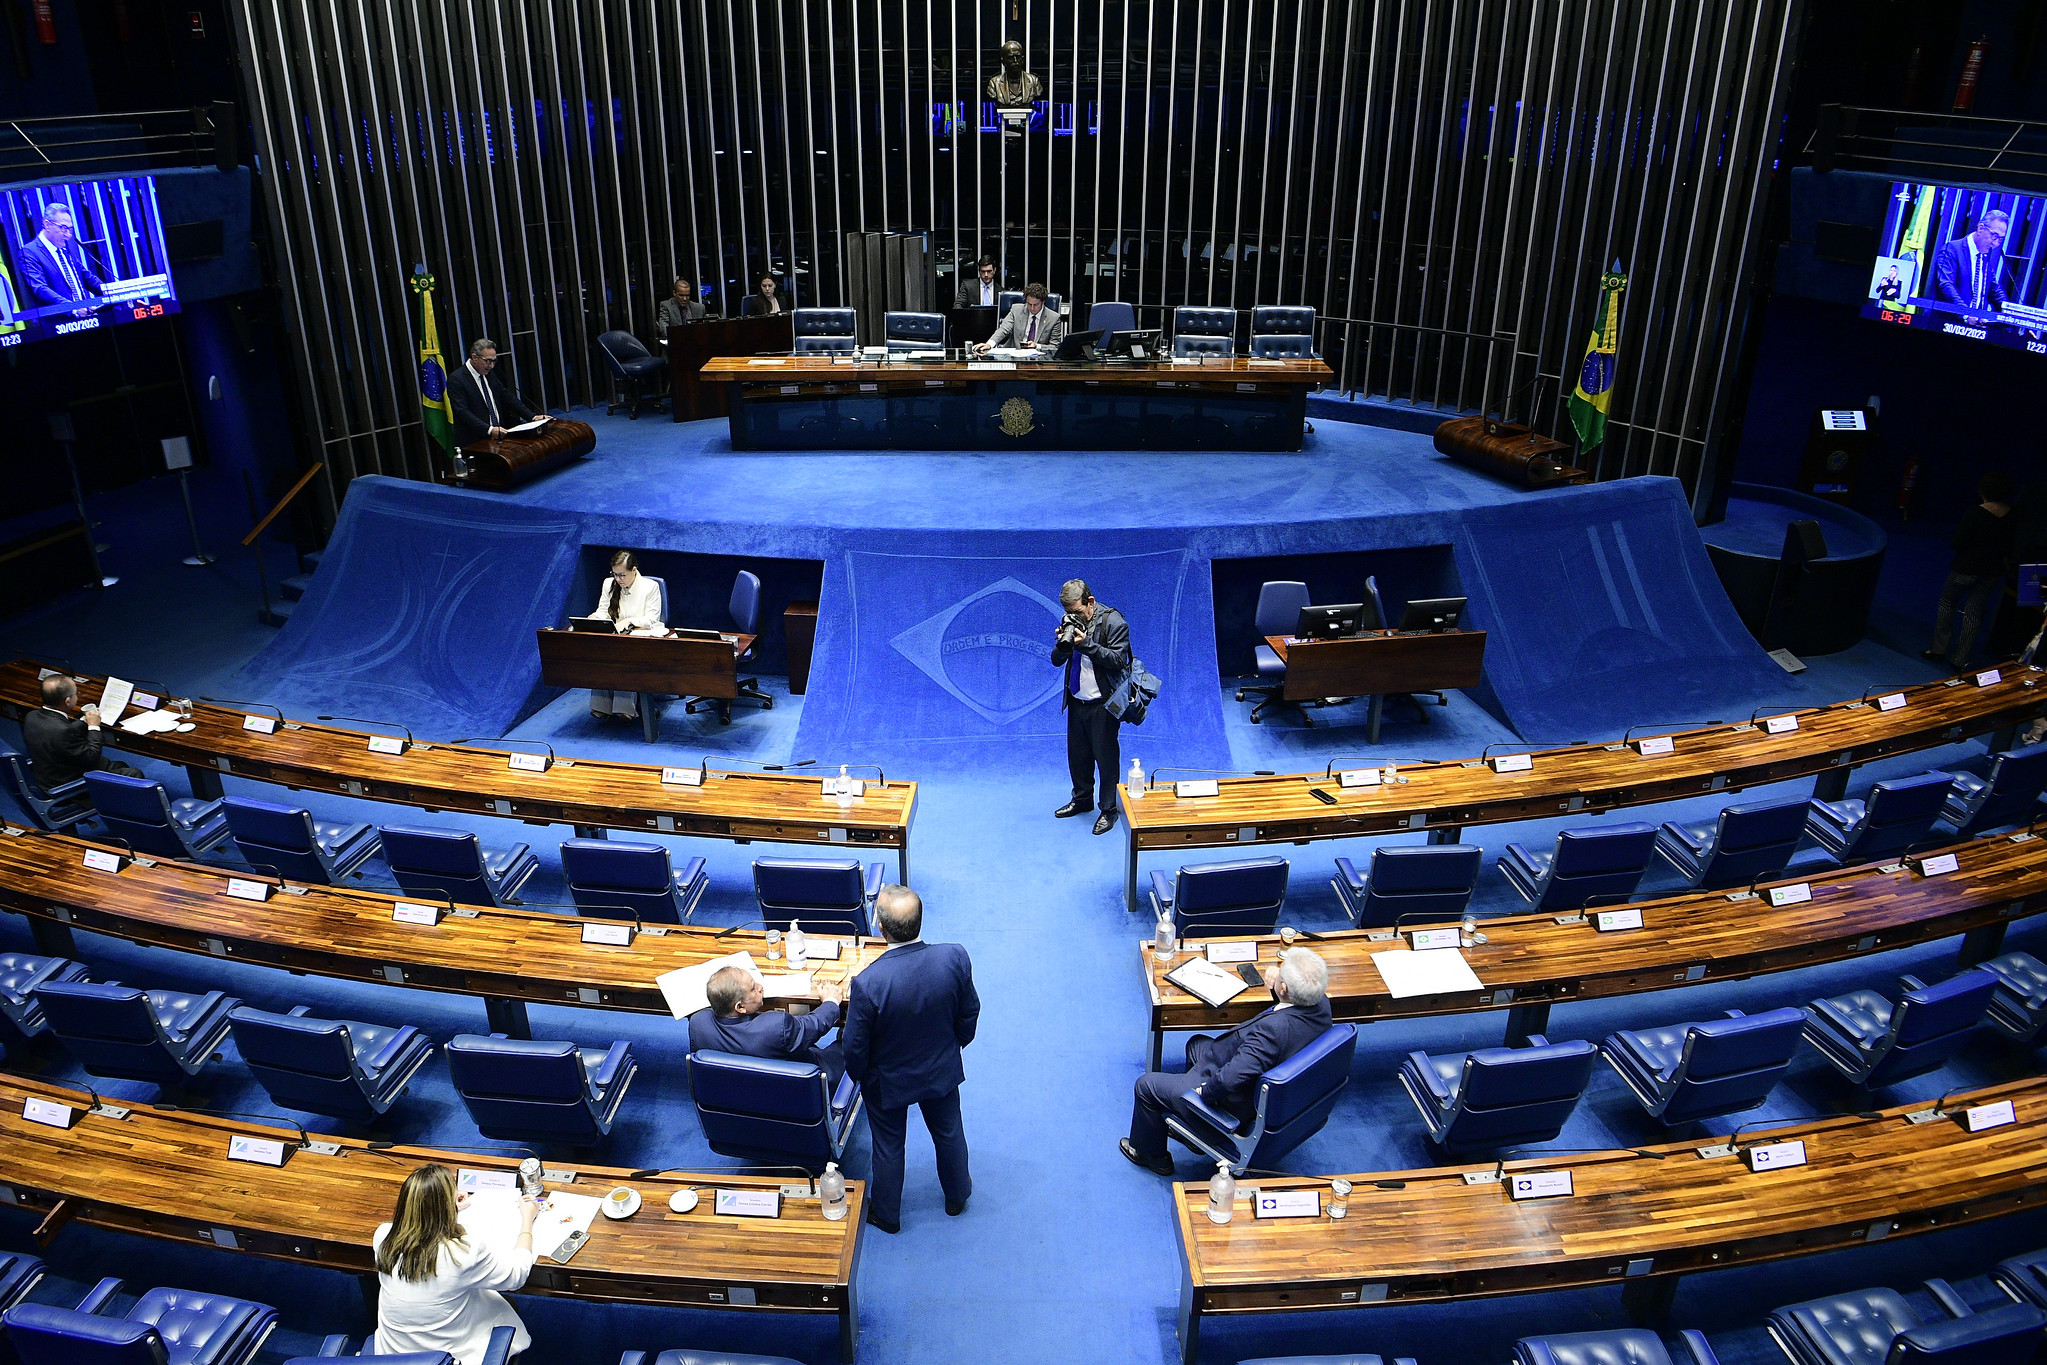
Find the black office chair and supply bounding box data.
[596,330,668,419]
[1363,575,1446,739]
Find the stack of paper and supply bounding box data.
[119,709,180,736]
[1370,947,1484,999]
[461,1187,602,1260]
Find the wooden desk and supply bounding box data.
[1171,1077,2047,1364]
[0,661,917,882]
[0,821,875,1038]
[1119,663,2047,911]
[699,355,1335,452]
[0,1075,867,1361]
[785,601,820,696]
[1264,631,1488,742]
[451,419,596,491]
[536,628,758,743]
[1139,826,2047,1066]
[668,315,793,421]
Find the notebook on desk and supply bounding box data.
[1165,956,1253,1008]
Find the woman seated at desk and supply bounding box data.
[372,1162,540,1365]
[591,549,665,721]
[743,274,786,316]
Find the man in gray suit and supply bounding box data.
[974,282,1063,355]
[656,277,706,330]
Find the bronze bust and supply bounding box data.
[986,40,1042,106]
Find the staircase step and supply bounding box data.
[267,597,298,623]
[280,572,316,599]
[302,549,324,570]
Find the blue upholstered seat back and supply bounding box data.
[380,826,484,878]
[1853,771,1956,856]
[562,839,672,893]
[1253,582,1310,637]
[1459,1041,1597,1108]
[447,1036,586,1102]
[754,858,864,911]
[3,1304,165,1365]
[1892,970,1997,1048]
[1369,844,1483,896]
[1963,743,2047,831]
[689,1049,828,1126]
[792,308,856,353]
[222,797,317,853]
[1088,301,1137,335]
[1551,824,1659,877]
[1717,795,1812,854]
[1176,858,1288,913]
[1258,1023,1356,1131]
[36,982,161,1044]
[1680,1008,1808,1081]
[1173,305,1236,337]
[597,329,656,372]
[1249,334,1315,358]
[228,1008,356,1078]
[730,570,762,634]
[884,311,945,345]
[1892,1303,2046,1364]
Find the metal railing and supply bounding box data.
[1806,105,2047,193]
[0,104,237,181]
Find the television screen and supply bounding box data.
[1861,180,2047,354]
[0,173,180,349]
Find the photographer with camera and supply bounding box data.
[1050,579,1132,836]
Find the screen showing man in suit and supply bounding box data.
[448,337,552,445]
[974,282,1064,355]
[1932,209,2010,314]
[0,174,180,347]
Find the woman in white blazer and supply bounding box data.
[372,1163,540,1365]
[591,549,666,720]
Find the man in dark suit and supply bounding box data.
[1931,210,2010,315]
[688,965,845,1085]
[1049,578,1132,836]
[841,885,979,1233]
[23,676,141,792]
[954,256,1002,309]
[447,337,550,446]
[1121,948,1333,1175]
[974,282,1064,355]
[655,277,706,331]
[17,203,105,310]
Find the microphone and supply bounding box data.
[1169,906,1323,938]
[1480,739,1590,758]
[452,737,555,770]
[1147,766,1278,789]
[1748,704,1805,727]
[155,1104,311,1151]
[318,715,416,749]
[1621,720,1726,742]
[1227,1165,1402,1190]
[832,763,888,789]
[1712,1113,1879,1156]
[1319,756,1455,778]
[10,649,74,673]
[1491,1143,1671,1184]
[714,919,793,939]
[350,883,460,918]
[1857,683,1919,705]
[511,900,642,934]
[200,696,285,723]
[703,756,818,775]
[1392,908,1483,938]
[363,1140,543,1166]
[627,1162,817,1196]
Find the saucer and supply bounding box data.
[601,1187,641,1219]
[175,724,196,732]
[667,1189,699,1214]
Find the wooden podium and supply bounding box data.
[668,315,794,421]
[537,627,757,742]
[1433,415,1588,488]
[1264,630,1487,741]
[453,419,595,491]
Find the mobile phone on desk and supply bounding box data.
[1309,787,1338,805]
[548,1229,589,1264]
[1236,963,1263,986]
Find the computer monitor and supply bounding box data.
[1397,597,1466,632]
[1103,328,1162,359]
[1052,328,1104,361]
[1294,603,1363,640]
[567,616,617,633]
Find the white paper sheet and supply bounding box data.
[1369,947,1484,999]
[119,709,180,735]
[460,1188,602,1261]
[759,972,814,998]
[98,676,135,726]
[655,950,760,1019]
[504,417,548,434]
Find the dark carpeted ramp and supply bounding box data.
[227,477,580,738]
[1455,477,1800,739]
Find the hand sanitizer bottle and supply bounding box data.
[1207,1161,1236,1224]
[787,919,807,969]
[835,763,854,807]
[819,1162,847,1220]
[1127,757,1146,801]
[1153,904,1177,963]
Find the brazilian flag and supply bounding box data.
[411,266,455,463]
[1567,261,1627,454]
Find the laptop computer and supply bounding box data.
[568,616,618,633]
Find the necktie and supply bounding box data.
[1066,653,1080,696]
[1026,312,1037,343]
[983,283,992,305]
[51,238,81,301]
[480,368,499,425]
[1973,249,1983,308]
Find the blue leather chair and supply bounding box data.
[1513,1328,1720,1365]
[1087,300,1137,337]
[753,857,884,936]
[0,952,89,1039]
[1802,770,1956,864]
[83,771,230,861]
[1249,304,1317,358]
[1149,856,1289,938]
[883,311,946,353]
[1992,1246,2047,1307]
[563,839,709,925]
[286,1326,515,1365]
[3,1277,279,1365]
[1937,742,2047,836]
[1164,1022,1358,1175]
[1498,822,1659,913]
[36,979,238,1086]
[685,571,772,723]
[228,1005,435,1122]
[1,744,93,833]
[1976,951,2047,1042]
[222,796,379,884]
[792,307,857,354]
[1652,793,1812,890]
[1600,1007,1807,1125]
[377,825,538,907]
[1767,1281,2046,1365]
[688,1049,862,1171]
[1399,1034,1597,1154]
[997,291,1061,315]
[446,1033,637,1145]
[617,1350,807,1365]
[597,329,667,418]
[1331,845,1483,928]
[0,1251,46,1314]
[1171,305,1236,357]
[1236,581,1310,724]
[1802,968,1998,1087]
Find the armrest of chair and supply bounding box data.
[864,862,886,900]
[43,778,87,801]
[1332,856,1365,893]
[314,1334,353,1357]
[1405,1050,1453,1102]
[1809,799,1861,830]
[1722,1009,1746,1019]
[1806,998,1872,1042]
[479,1325,518,1365]
[287,1005,314,1018]
[1676,1329,1723,1365]
[366,1025,423,1072]
[617,1354,649,1365]
[588,1041,631,1089]
[75,1277,125,1315]
[1899,974,1928,993]
[1520,1034,1550,1048]
[170,990,228,1036]
[832,1071,860,1114]
[1923,1278,1974,1319]
[1148,870,1175,911]
[1517,1342,1561,1365]
[1177,1089,1247,1137]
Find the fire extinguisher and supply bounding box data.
[1898,455,1920,521]
[1953,37,1989,111]
[32,0,56,44]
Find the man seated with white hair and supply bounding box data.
[688,964,847,1087]
[1120,947,1334,1176]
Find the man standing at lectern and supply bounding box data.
[1931,209,2010,315]
[17,203,104,312]
[448,338,550,444]
[1051,579,1131,836]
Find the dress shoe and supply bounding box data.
[1120,1138,1175,1177]
[866,1209,900,1234]
[946,1191,971,1216]
[1054,799,1094,819]
[1093,809,1117,836]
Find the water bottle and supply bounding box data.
[451,450,471,481]
[1207,1161,1236,1225]
[1126,757,1146,802]
[819,1162,847,1220]
[835,763,854,807]
[518,1157,545,1200]
[787,920,807,969]
[1152,904,1176,963]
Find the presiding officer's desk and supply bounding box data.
[1170,1076,2047,1365]
[1262,630,1487,743]
[666,313,793,421]
[1140,824,2047,1066]
[0,821,873,1038]
[537,627,758,743]
[700,353,1335,452]
[1120,663,2047,912]
[0,660,917,881]
[0,1075,868,1361]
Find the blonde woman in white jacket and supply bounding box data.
[371,1163,539,1365]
